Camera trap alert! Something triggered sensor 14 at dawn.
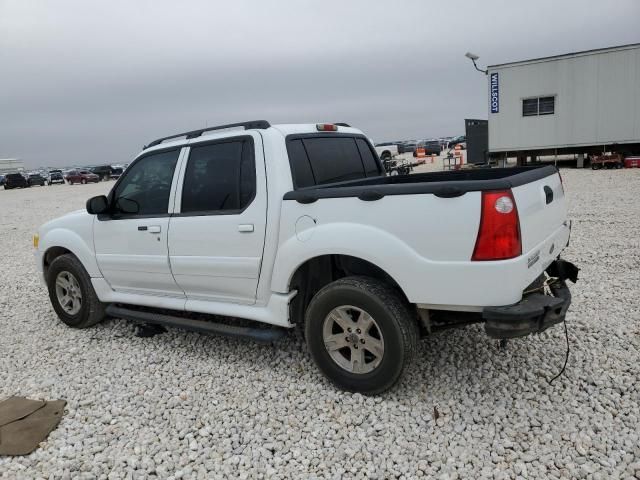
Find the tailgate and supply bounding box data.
[511,170,567,253]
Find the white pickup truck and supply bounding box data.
[34,121,578,394]
[373,142,398,160]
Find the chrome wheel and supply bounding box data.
[322,305,385,374]
[55,271,82,315]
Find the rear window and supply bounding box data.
[286,135,381,188]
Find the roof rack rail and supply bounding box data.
[334,122,351,127]
[144,120,271,149]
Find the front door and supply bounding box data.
[94,147,185,297]
[168,134,267,304]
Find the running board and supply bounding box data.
[105,305,288,344]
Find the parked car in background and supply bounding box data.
[48,170,65,185]
[397,141,417,154]
[28,173,47,186]
[374,142,399,160]
[90,165,123,181]
[65,169,100,185]
[447,135,466,149]
[414,140,442,156]
[110,166,123,179]
[0,175,5,186]
[4,173,29,189]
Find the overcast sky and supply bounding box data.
[1,0,639,167]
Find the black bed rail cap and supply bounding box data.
[144,120,270,149]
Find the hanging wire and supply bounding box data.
[547,317,570,385]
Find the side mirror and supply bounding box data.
[86,195,109,215]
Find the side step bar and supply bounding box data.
[105,305,288,344]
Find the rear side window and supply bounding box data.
[287,135,381,188]
[355,138,379,176]
[287,140,315,189]
[181,139,255,214]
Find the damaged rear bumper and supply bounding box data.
[483,259,578,339]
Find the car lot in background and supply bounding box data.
[4,173,29,189]
[65,169,100,184]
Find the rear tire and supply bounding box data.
[46,254,106,328]
[304,276,418,395]
[81,179,87,184]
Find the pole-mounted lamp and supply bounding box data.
[465,52,487,75]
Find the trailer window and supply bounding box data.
[538,96,555,115]
[522,96,555,116]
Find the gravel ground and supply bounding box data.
[1,170,639,479]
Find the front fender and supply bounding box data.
[39,227,101,277]
[270,222,425,300]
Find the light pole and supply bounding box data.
[465,52,487,75]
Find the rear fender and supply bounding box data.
[270,222,420,297]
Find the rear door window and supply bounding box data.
[181,139,255,214]
[287,135,381,188]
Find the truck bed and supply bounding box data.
[283,165,557,202]
[278,163,569,309]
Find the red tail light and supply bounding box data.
[472,190,521,261]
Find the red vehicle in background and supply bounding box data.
[65,169,100,185]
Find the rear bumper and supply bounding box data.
[483,259,578,339]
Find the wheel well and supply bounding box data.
[288,254,412,326]
[43,247,72,277]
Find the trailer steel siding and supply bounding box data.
[488,44,640,152]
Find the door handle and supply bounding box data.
[148,225,161,234]
[238,224,254,233]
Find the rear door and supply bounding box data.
[168,134,267,305]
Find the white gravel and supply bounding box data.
[1,170,639,479]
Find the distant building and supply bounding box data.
[487,43,640,164]
[0,158,24,174]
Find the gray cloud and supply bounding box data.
[1,0,639,167]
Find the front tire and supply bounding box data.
[304,276,419,395]
[46,254,106,328]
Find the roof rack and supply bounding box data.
[144,120,271,149]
